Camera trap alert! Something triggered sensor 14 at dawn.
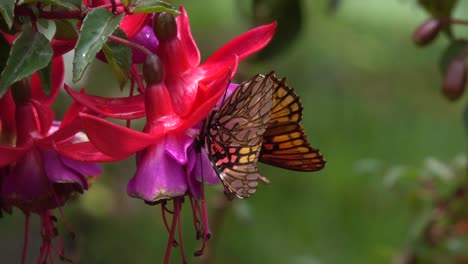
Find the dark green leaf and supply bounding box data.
[102,29,132,89]
[73,9,123,82]
[417,0,459,37]
[251,0,302,60]
[130,0,180,15]
[439,40,468,75]
[38,61,53,97]
[0,0,15,29]
[0,33,11,78]
[418,0,458,18]
[54,19,79,40]
[23,0,81,10]
[0,25,53,97]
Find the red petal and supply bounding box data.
[0,30,15,45]
[0,145,29,167]
[177,66,231,132]
[201,22,277,76]
[31,56,65,105]
[120,14,151,38]
[51,39,77,57]
[0,90,16,136]
[42,118,82,144]
[30,100,54,135]
[65,85,145,120]
[55,142,118,162]
[177,6,200,68]
[79,113,163,159]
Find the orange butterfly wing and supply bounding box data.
[259,74,326,171]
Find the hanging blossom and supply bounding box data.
[61,6,276,262]
[0,56,102,263]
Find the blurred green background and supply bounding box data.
[2,0,468,263]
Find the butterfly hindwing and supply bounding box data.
[259,74,326,171]
[204,74,274,198]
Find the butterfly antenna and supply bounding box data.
[219,73,233,107]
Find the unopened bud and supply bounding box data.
[413,19,442,46]
[152,12,177,42]
[143,54,164,85]
[442,59,467,100]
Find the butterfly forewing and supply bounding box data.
[259,74,326,171]
[205,74,274,198]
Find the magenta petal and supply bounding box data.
[2,150,50,205]
[130,25,159,64]
[177,6,200,68]
[186,143,218,184]
[41,148,88,189]
[60,155,102,177]
[164,133,192,165]
[127,143,187,202]
[193,147,219,185]
[216,83,238,108]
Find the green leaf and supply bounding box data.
[417,0,459,37]
[417,0,458,18]
[130,0,180,15]
[54,19,79,40]
[23,0,81,10]
[439,40,468,75]
[0,25,53,97]
[102,29,132,89]
[0,0,15,29]
[73,9,124,82]
[38,61,53,97]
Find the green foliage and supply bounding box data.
[129,0,181,15]
[0,0,15,29]
[73,8,124,82]
[102,29,132,89]
[439,40,468,75]
[22,0,81,10]
[0,24,52,97]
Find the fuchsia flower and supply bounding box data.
[0,56,102,263]
[62,6,275,262]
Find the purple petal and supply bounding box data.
[60,156,102,176]
[128,142,187,202]
[164,133,192,165]
[186,143,219,185]
[42,148,88,190]
[216,83,238,108]
[130,25,159,64]
[2,150,50,200]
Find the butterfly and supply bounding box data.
[259,75,326,172]
[201,72,325,199]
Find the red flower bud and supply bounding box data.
[153,12,177,42]
[413,19,442,46]
[442,59,467,100]
[143,54,164,85]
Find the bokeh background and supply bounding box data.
[2,0,468,263]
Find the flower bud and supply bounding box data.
[143,54,164,85]
[442,59,467,100]
[152,12,177,42]
[413,19,442,46]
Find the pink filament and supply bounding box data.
[21,214,30,264]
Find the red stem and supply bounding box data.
[177,203,188,264]
[163,199,181,264]
[21,214,30,264]
[108,35,154,58]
